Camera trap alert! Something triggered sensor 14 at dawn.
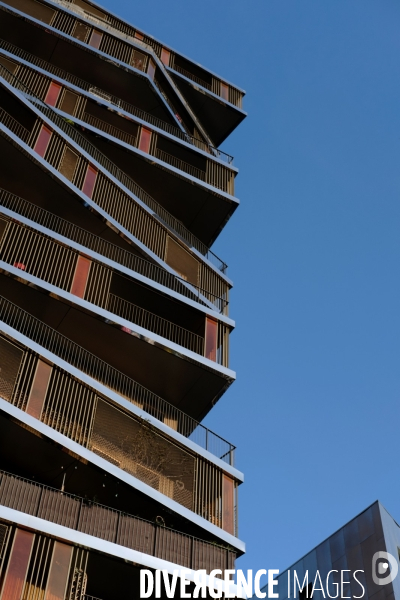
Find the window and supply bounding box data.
[82,165,97,198]
[88,29,103,49]
[44,81,61,107]
[34,125,52,158]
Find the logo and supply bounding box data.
[372,552,399,586]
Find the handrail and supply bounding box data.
[0,39,234,164]
[155,147,206,182]
[0,469,236,571]
[0,107,30,142]
[0,61,228,273]
[0,188,228,313]
[0,295,235,464]
[173,64,212,91]
[108,293,204,355]
[82,112,137,148]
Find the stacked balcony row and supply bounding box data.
[0,66,232,313]
[0,0,246,145]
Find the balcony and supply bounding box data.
[0,295,235,464]
[0,469,237,571]
[48,0,246,144]
[0,188,229,314]
[0,61,229,265]
[0,38,234,164]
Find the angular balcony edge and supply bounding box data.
[0,39,235,165]
[0,197,233,320]
[0,301,240,474]
[0,65,230,268]
[0,399,246,551]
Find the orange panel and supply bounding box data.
[220,82,229,101]
[134,31,144,40]
[205,317,218,362]
[222,475,235,535]
[1,529,34,600]
[161,48,170,66]
[82,165,97,198]
[89,29,103,49]
[44,542,73,600]
[70,255,91,298]
[33,125,52,158]
[44,82,61,107]
[138,127,152,153]
[26,359,52,419]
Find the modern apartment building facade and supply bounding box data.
[0,0,246,596]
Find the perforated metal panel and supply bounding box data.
[91,400,195,509]
[0,335,23,402]
[42,367,98,447]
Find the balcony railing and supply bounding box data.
[82,112,137,147]
[0,296,235,464]
[108,294,204,356]
[0,469,236,572]
[0,107,30,142]
[0,188,228,313]
[173,65,212,91]
[0,62,228,274]
[0,39,234,164]
[155,147,206,182]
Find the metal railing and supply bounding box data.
[0,296,235,464]
[108,294,204,355]
[0,107,30,142]
[82,112,137,148]
[155,147,206,182]
[0,39,234,164]
[0,61,228,273]
[0,188,228,313]
[0,469,236,571]
[173,64,212,91]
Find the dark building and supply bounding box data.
[261,502,400,600]
[0,0,246,596]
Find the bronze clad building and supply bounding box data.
[0,0,246,596]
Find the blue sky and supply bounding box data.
[103,0,400,576]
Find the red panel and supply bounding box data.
[26,359,52,419]
[138,127,152,153]
[70,255,91,298]
[220,82,229,101]
[147,59,156,80]
[134,31,144,40]
[33,125,52,158]
[44,542,73,600]
[82,165,97,198]
[205,317,218,362]
[44,82,61,107]
[1,529,34,600]
[89,29,103,49]
[161,48,170,66]
[222,475,235,535]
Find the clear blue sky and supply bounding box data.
[104,0,400,575]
